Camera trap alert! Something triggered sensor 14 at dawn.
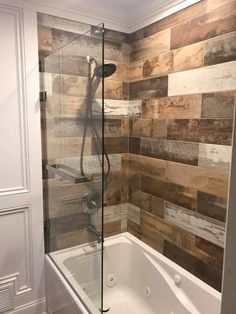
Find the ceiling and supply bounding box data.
[27,0,201,32]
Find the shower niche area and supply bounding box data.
[38,1,236,312]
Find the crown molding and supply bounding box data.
[24,0,202,33]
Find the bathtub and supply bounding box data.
[46,232,221,314]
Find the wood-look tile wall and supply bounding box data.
[38,13,130,251]
[127,0,236,291]
[38,0,236,291]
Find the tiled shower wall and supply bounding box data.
[39,0,236,291]
[127,0,236,291]
[38,14,131,250]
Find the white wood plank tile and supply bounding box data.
[168,61,236,96]
[198,143,232,171]
[164,202,225,247]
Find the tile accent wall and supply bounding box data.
[38,14,130,251]
[39,0,236,291]
[127,0,236,291]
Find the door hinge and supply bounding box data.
[40,91,47,101]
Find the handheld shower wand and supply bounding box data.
[80,56,117,179]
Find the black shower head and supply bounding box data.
[94,63,117,78]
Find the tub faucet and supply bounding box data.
[88,225,102,243]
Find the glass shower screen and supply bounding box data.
[41,24,105,313]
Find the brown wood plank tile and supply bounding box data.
[104,119,122,136]
[106,170,129,188]
[167,119,233,145]
[129,189,164,218]
[103,137,128,154]
[141,99,159,119]
[122,82,129,100]
[129,137,141,154]
[129,76,168,100]
[159,95,202,119]
[141,210,178,244]
[44,54,88,76]
[56,228,97,250]
[49,213,90,234]
[104,187,128,206]
[141,138,199,165]
[104,220,121,237]
[171,1,236,50]
[167,119,200,143]
[207,0,234,12]
[164,241,222,291]
[130,118,153,137]
[141,174,197,210]
[197,191,227,222]
[173,42,204,72]
[166,161,229,197]
[142,52,173,78]
[130,61,143,81]
[177,229,223,270]
[128,154,166,180]
[129,0,207,43]
[195,236,224,270]
[128,171,140,189]
[104,80,123,100]
[204,31,236,66]
[201,92,235,118]
[142,95,202,119]
[130,118,167,139]
[130,53,173,80]
[52,28,123,61]
[130,29,170,61]
[199,119,233,145]
[122,43,130,63]
[127,220,164,253]
[152,120,168,139]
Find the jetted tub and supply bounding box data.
[46,232,221,314]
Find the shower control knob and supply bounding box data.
[81,193,100,214]
[88,200,98,210]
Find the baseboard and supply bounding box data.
[9,298,46,314]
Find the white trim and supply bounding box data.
[8,298,46,314]
[24,0,202,33]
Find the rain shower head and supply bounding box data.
[94,62,117,78]
[86,56,117,78]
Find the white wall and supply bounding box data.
[0,0,46,313]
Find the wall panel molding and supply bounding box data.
[0,0,45,312]
[0,4,29,197]
[0,206,34,296]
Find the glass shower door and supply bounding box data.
[41,24,105,313]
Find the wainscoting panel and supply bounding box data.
[0,1,46,313]
[0,4,29,196]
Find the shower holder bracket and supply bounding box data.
[46,163,90,184]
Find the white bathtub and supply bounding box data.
[46,232,221,314]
